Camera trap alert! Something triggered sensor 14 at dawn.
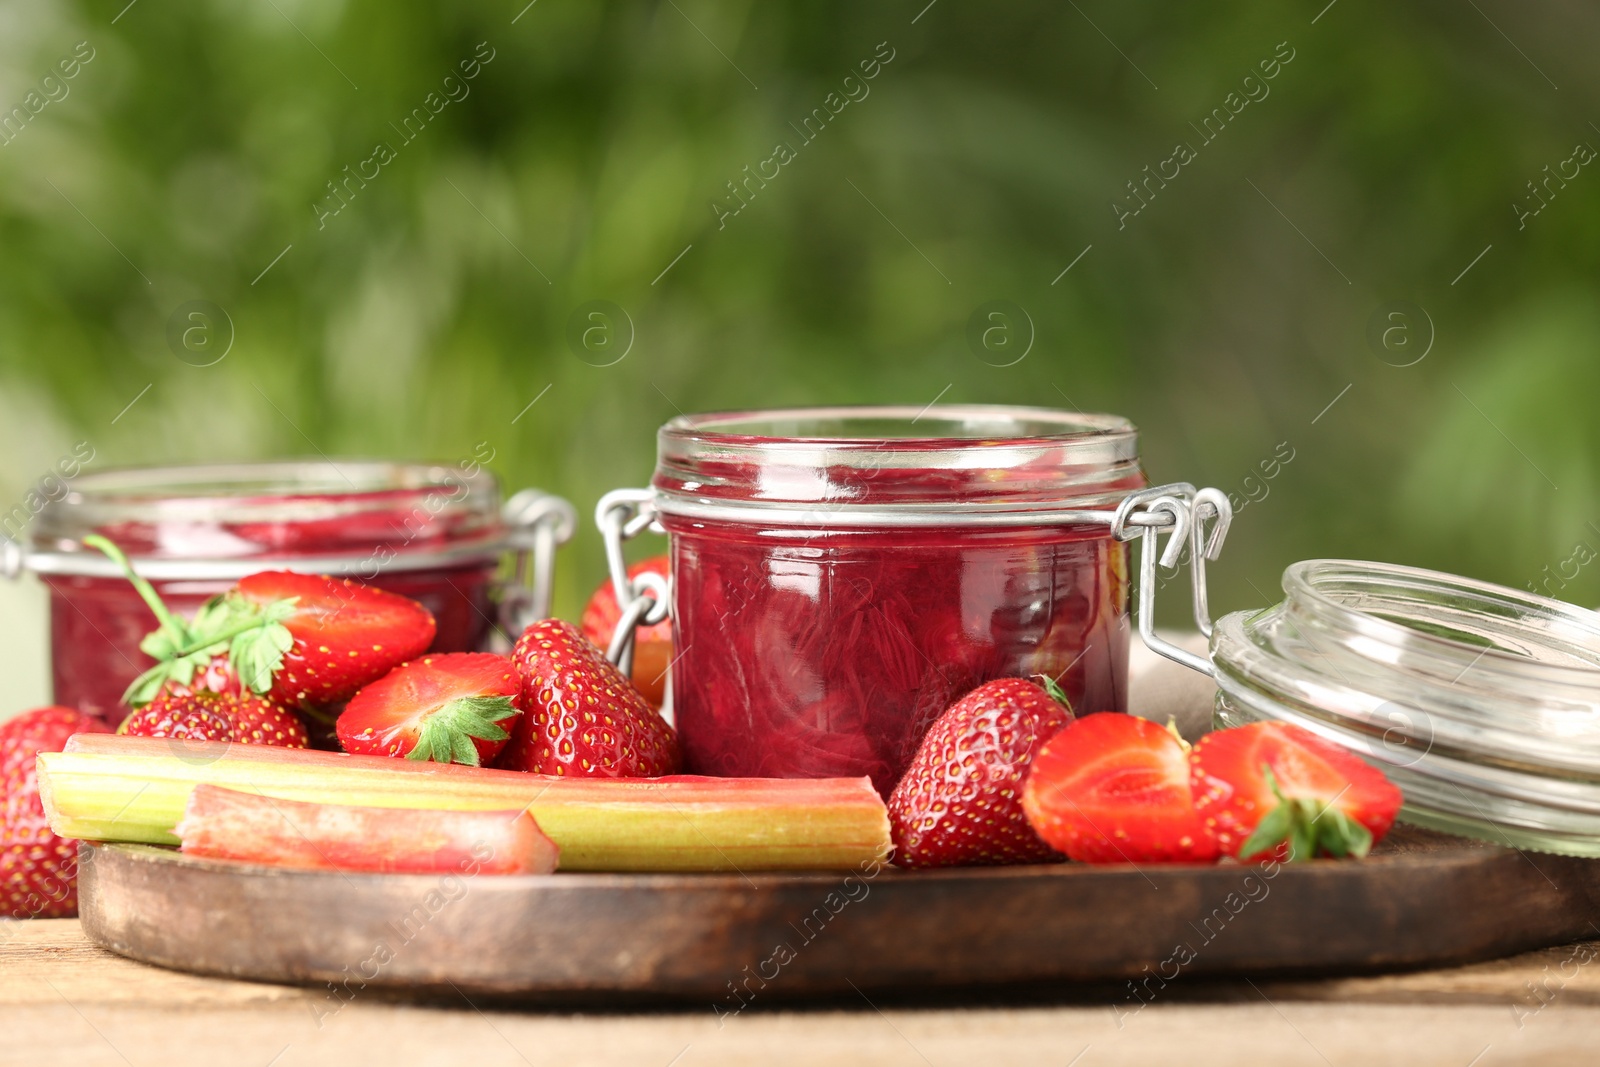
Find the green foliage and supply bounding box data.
[2,1,1597,619]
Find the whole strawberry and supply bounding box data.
[888,677,1074,868]
[231,571,436,708]
[2,706,110,919]
[83,536,435,713]
[119,689,309,748]
[499,619,681,778]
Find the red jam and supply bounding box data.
[25,461,526,725]
[652,407,1145,796]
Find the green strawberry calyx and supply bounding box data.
[1237,765,1374,862]
[403,696,517,767]
[1033,673,1075,713]
[84,535,300,706]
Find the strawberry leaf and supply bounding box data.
[1237,765,1374,862]
[186,595,245,647]
[1288,805,1318,862]
[137,626,185,663]
[402,696,518,767]
[122,662,177,707]
[230,620,295,695]
[1239,796,1294,860]
[1314,806,1373,859]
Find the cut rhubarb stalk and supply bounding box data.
[39,734,892,872]
[177,785,558,875]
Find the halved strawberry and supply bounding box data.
[499,619,680,778]
[337,652,521,767]
[232,571,437,708]
[1189,721,1403,862]
[1021,713,1219,865]
[579,554,673,707]
[119,689,309,748]
[887,677,1074,867]
[2,706,111,918]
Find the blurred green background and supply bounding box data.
[1,0,1597,710]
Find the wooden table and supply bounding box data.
[5,919,1600,1066]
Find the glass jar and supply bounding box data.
[1211,559,1600,857]
[2,460,574,725]
[599,405,1214,796]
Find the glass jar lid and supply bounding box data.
[16,460,511,579]
[652,404,1145,525]
[1211,559,1600,856]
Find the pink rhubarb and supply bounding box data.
[177,784,558,874]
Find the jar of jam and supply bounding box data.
[2,460,574,725]
[597,406,1230,796]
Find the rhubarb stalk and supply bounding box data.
[177,785,560,875]
[39,734,893,872]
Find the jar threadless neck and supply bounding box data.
[653,405,1144,520]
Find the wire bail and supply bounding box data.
[497,489,578,637]
[1111,482,1233,677]
[595,488,669,676]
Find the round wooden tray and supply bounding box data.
[77,826,1600,1004]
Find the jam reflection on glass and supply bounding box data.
[665,522,1130,797]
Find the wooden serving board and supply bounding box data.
[77,827,1600,1005]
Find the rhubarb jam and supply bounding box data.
[23,461,560,725]
[652,407,1145,796]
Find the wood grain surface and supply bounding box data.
[6,920,1600,1067]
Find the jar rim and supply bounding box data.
[23,458,506,571]
[654,404,1144,516]
[1279,558,1600,684]
[661,404,1136,446]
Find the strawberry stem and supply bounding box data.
[85,534,295,701]
[1033,673,1075,712]
[1164,717,1192,753]
[84,535,181,635]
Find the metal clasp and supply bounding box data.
[498,489,578,635]
[595,488,669,676]
[1111,482,1234,677]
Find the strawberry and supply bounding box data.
[1021,713,1219,865]
[118,689,309,748]
[231,571,437,708]
[887,677,1074,867]
[499,618,681,777]
[580,554,673,707]
[1189,721,1403,862]
[337,653,521,766]
[83,535,435,712]
[2,706,110,918]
